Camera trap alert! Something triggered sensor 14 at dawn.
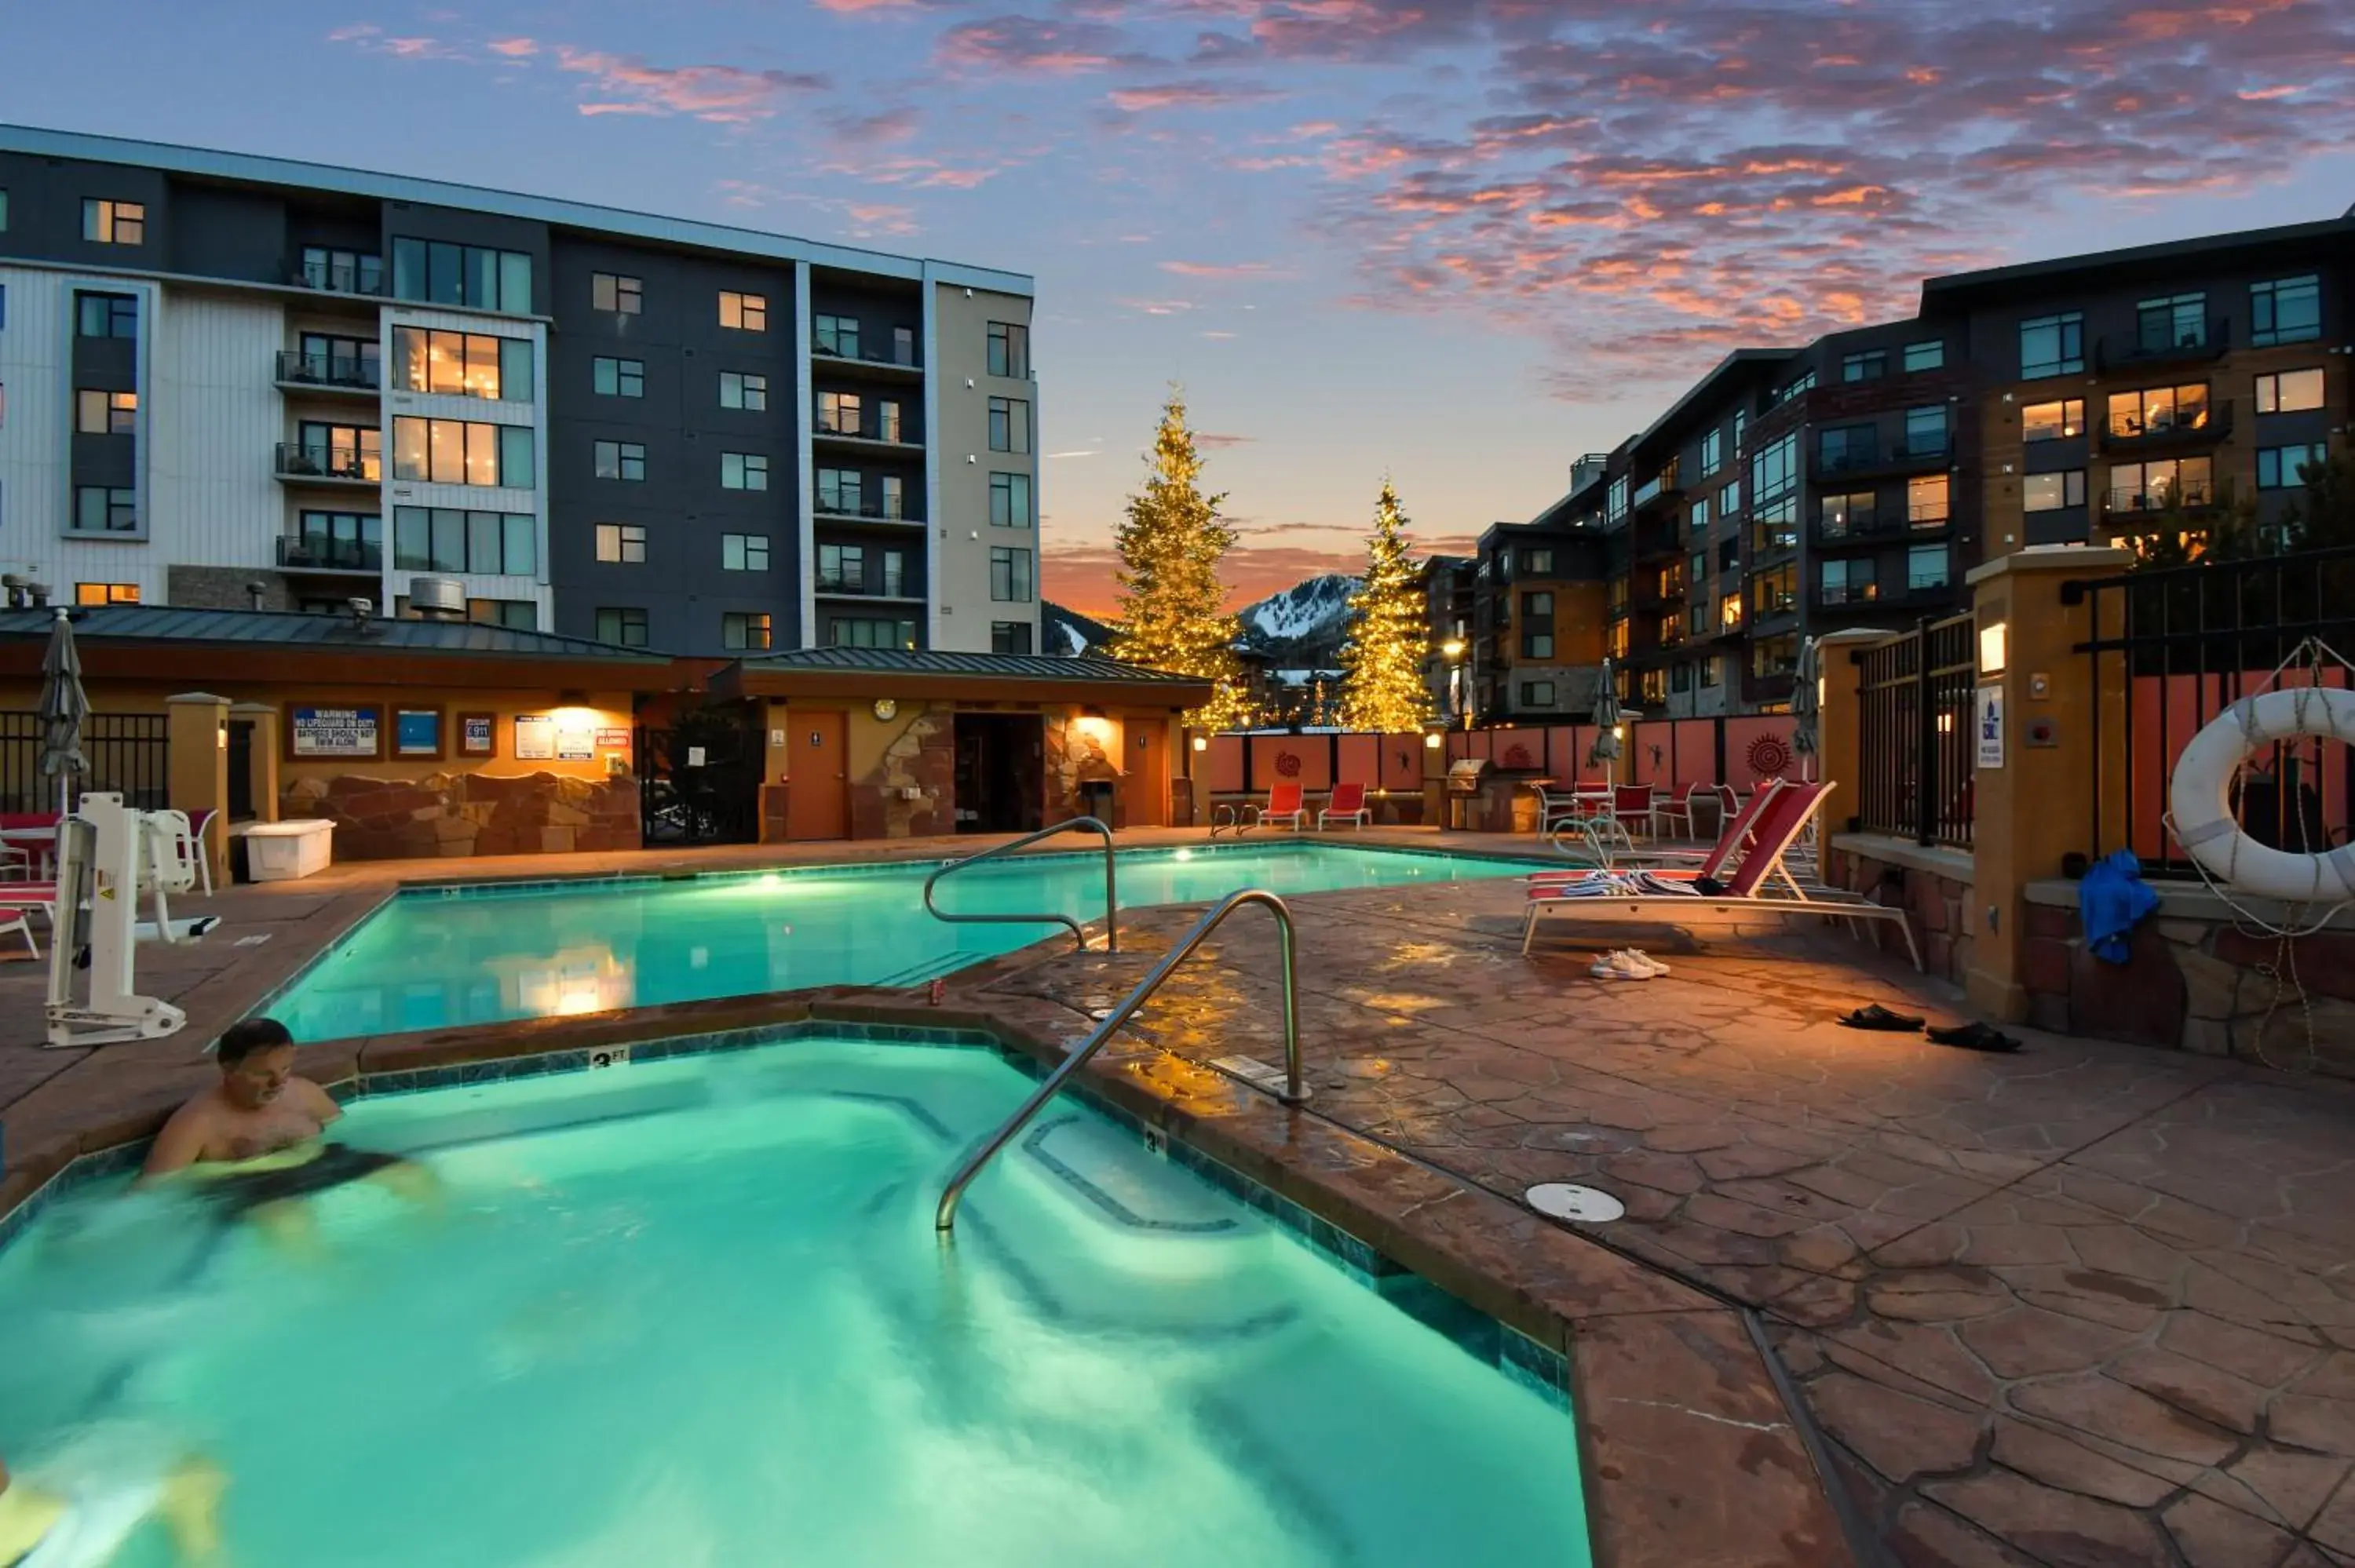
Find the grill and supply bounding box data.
[1445,758,1491,794]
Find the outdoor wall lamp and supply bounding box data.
[1191,735,1208,752]
[1979,622,2008,676]
[1424,732,1443,749]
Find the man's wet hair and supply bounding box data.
[216,1017,294,1067]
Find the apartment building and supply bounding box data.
[1505,211,2353,717]
[1466,512,1611,724]
[0,126,1041,658]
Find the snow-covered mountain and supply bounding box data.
[1239,573,1360,662]
[1042,600,1113,658]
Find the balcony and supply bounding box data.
[813,495,923,525]
[810,337,923,380]
[1815,509,1905,546]
[276,534,382,573]
[1811,439,1951,483]
[2099,402,2232,454]
[815,583,924,602]
[812,418,924,456]
[274,350,381,395]
[273,443,380,486]
[2105,481,2216,518]
[289,262,386,298]
[1814,585,1882,611]
[1630,465,1685,514]
[2096,318,2229,374]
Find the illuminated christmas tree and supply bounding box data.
[1337,479,1436,732]
[1108,389,1257,729]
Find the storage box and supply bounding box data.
[243,819,334,881]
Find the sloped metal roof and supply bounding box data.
[739,647,1201,685]
[0,605,668,661]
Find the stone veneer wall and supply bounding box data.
[2020,897,2355,1078]
[1822,836,1973,986]
[281,771,639,859]
[850,706,955,839]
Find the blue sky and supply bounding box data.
[5,0,2353,614]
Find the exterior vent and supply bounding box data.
[409,574,467,621]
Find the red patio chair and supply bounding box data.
[1318,782,1371,830]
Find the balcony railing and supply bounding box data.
[1816,510,1904,544]
[1813,439,1950,479]
[2095,317,2229,374]
[2105,481,2215,516]
[273,443,380,483]
[275,351,381,390]
[291,261,386,297]
[1816,585,1881,609]
[2098,403,2232,453]
[812,339,922,371]
[813,496,922,523]
[815,579,917,598]
[813,420,920,446]
[277,534,382,571]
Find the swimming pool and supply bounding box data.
[268,841,1546,1042]
[0,1034,1591,1567]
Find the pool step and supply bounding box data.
[873,950,976,988]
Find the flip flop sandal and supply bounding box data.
[1839,1004,1925,1031]
[1926,1022,2022,1052]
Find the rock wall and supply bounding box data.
[281,771,640,859]
[1043,714,1119,822]
[850,706,954,839]
[1823,842,1974,985]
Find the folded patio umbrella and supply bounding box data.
[1792,636,1820,779]
[1586,658,1621,783]
[38,606,90,816]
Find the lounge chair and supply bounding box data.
[1609,784,1657,840]
[1318,782,1371,830]
[1536,779,1785,882]
[1261,782,1309,831]
[1521,780,1922,968]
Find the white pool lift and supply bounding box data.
[46,793,221,1048]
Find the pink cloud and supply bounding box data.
[553,47,828,122]
[1159,259,1287,279]
[486,36,539,57]
[937,16,1152,75]
[1107,78,1280,111]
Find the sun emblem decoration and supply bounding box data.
[1747,735,1792,779]
[1275,750,1303,778]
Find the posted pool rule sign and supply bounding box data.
[1976,684,2004,770]
[290,705,379,758]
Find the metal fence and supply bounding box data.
[1853,611,1977,848]
[0,710,172,812]
[2068,545,2355,876]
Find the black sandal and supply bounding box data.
[1839,1004,1925,1032]
[1926,1022,2022,1052]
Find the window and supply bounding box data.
[719,370,768,410]
[1521,681,1557,709]
[1689,551,1707,588]
[1777,369,1816,404]
[0,189,9,231]
[721,452,769,491]
[1690,497,1711,534]
[991,622,1034,655]
[1720,478,1740,515]
[721,611,772,651]
[72,487,137,533]
[75,389,137,435]
[1689,601,1709,636]
[2251,276,2320,347]
[1752,563,1796,617]
[988,396,1031,454]
[591,272,642,314]
[75,292,137,338]
[294,421,381,480]
[817,469,863,514]
[2111,457,2213,511]
[2138,293,2206,352]
[392,418,531,487]
[1751,634,1798,680]
[1751,493,1799,556]
[390,238,531,312]
[989,546,1035,603]
[1908,474,1951,526]
[2020,312,2084,378]
[1719,593,1743,630]
[1904,340,1944,373]
[1820,558,1876,606]
[1821,491,1876,538]
[468,599,537,630]
[987,321,1030,378]
[301,246,382,295]
[595,523,646,564]
[1817,424,1876,472]
[82,199,144,245]
[1732,408,1747,454]
[2023,470,2087,512]
[294,330,379,388]
[833,617,918,650]
[817,543,866,592]
[1842,349,1886,383]
[293,510,382,569]
[1607,476,1628,523]
[391,328,531,399]
[814,313,859,357]
[2255,369,2326,415]
[74,582,139,605]
[1904,405,1948,455]
[2258,444,2328,490]
[596,607,648,647]
[1908,545,1949,592]
[989,472,1032,527]
[391,508,535,574]
[594,440,647,482]
[593,356,644,398]
[1751,432,1798,502]
[877,400,904,443]
[1523,548,1554,574]
[2023,399,2085,442]
[2106,384,2209,439]
[718,291,767,332]
[1719,537,1740,573]
[818,390,864,435]
[1521,592,1554,658]
[1699,428,1722,477]
[722,532,770,572]
[880,549,907,598]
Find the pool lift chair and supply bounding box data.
[45,793,222,1048]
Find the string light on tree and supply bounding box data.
[1337,477,1437,733]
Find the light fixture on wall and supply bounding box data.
[1979,622,2008,676]
[1191,735,1208,753]
[1424,731,1442,749]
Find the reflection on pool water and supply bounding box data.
[0,1037,1593,1568]
[269,842,1546,1042]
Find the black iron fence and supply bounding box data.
[0,711,171,812]
[2067,545,2355,876]
[1853,611,1977,848]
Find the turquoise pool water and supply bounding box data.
[268,843,1543,1042]
[0,1038,1591,1567]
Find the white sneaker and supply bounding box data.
[1590,951,1654,981]
[1618,949,1671,977]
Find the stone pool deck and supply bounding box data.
[4,828,2353,1568]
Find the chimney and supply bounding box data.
[407,574,468,622]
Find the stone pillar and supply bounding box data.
[1961,545,2134,1022]
[228,702,280,825]
[166,692,232,888]
[1810,629,1898,837]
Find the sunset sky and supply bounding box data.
[8,1,2353,617]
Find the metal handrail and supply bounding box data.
[922,815,1118,955]
[937,888,1305,1233]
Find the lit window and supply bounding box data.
[82,199,144,245]
[2022,399,2085,442]
[392,327,530,399]
[2255,369,2325,415]
[1908,474,1950,526]
[591,272,643,314]
[2106,384,2209,439]
[392,418,531,487]
[719,291,768,332]
[594,523,645,564]
[593,356,644,398]
[2020,312,2084,379]
[75,388,137,435]
[2257,443,2328,490]
[818,391,864,435]
[719,371,768,410]
[2251,275,2320,347]
[722,533,770,571]
[722,611,772,651]
[721,452,769,491]
[1820,491,1875,538]
[293,421,382,480]
[2110,458,2211,512]
[74,582,139,605]
[2023,470,2087,512]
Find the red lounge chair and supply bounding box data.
[1532,779,1785,886]
[1610,784,1657,839]
[1259,782,1308,831]
[1318,782,1371,830]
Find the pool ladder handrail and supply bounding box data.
[936,887,1306,1233]
[922,815,1119,955]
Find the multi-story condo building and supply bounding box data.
[1489,211,2353,718]
[0,126,1040,658]
[1465,510,1611,724]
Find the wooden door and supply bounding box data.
[787,710,848,841]
[1125,720,1168,827]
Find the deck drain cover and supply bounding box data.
[1526,1183,1625,1223]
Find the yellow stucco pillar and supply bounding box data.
[228,702,280,826]
[166,691,232,888]
[1961,545,2134,1021]
[1810,629,1898,837]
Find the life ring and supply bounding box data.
[2167,686,2355,902]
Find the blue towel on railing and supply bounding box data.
[2079,849,2158,964]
